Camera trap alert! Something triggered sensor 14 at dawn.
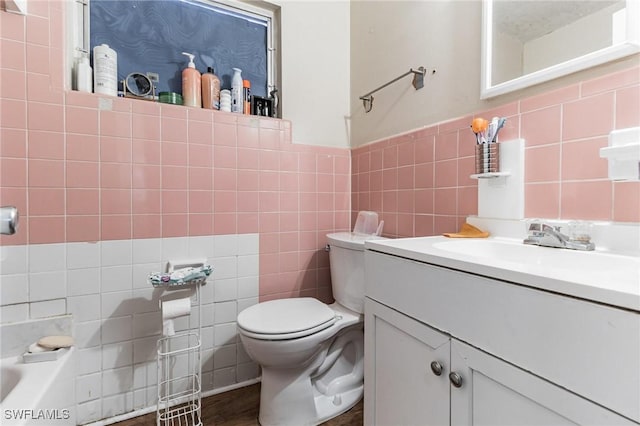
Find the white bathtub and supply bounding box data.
[0,347,75,425]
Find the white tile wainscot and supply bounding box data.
[0,234,261,424]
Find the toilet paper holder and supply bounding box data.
[149,259,211,289]
[155,258,209,425]
[149,258,212,338]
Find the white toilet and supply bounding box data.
[237,231,383,426]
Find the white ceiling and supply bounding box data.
[494,0,623,42]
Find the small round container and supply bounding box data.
[158,92,183,105]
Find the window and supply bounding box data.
[70,0,277,101]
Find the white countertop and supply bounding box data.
[365,236,640,312]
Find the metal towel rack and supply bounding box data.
[359,66,434,113]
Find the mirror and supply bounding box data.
[481,0,640,99]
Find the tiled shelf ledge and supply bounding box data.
[64,89,289,130]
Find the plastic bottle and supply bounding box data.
[201,67,221,110]
[75,53,93,93]
[231,68,243,113]
[181,52,202,108]
[93,44,117,96]
[242,79,251,115]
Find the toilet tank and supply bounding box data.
[326,232,386,314]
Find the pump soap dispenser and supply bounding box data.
[182,52,202,108]
[231,68,243,113]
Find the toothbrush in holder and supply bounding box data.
[487,117,506,143]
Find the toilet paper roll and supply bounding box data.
[161,297,191,336]
[163,320,175,336]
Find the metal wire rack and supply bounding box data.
[157,331,202,426]
[154,260,210,426]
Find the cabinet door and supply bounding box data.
[365,298,450,426]
[450,339,636,426]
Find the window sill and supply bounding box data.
[65,89,286,129]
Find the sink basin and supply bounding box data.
[365,236,640,311]
[432,239,640,272]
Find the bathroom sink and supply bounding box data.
[365,236,640,311]
[432,239,638,272]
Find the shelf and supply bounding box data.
[470,172,511,179]
[600,127,640,181]
[599,143,640,159]
[4,0,27,14]
[151,277,207,288]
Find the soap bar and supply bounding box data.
[38,335,74,349]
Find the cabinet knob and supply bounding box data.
[449,372,463,388]
[430,361,443,376]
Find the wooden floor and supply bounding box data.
[114,383,363,426]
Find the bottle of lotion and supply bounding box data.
[231,68,243,113]
[201,67,221,110]
[93,44,117,96]
[181,52,201,108]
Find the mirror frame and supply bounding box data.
[481,0,640,99]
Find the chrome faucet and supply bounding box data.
[523,222,595,251]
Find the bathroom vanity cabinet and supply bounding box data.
[363,249,639,425]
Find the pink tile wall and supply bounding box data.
[1,2,638,300]
[352,125,475,237]
[352,65,640,237]
[0,3,350,302]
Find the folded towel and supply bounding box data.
[443,223,489,238]
[149,264,213,287]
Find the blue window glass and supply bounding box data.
[90,0,269,97]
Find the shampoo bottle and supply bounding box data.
[231,68,243,113]
[181,52,201,108]
[201,67,221,110]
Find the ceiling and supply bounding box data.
[494,0,623,43]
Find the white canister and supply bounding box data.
[220,89,232,112]
[75,55,92,93]
[93,44,117,96]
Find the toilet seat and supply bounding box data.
[237,297,338,340]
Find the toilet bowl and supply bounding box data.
[237,231,384,426]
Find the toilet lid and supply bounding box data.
[237,298,337,339]
[326,232,387,251]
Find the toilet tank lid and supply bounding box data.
[326,232,387,251]
[237,297,336,335]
